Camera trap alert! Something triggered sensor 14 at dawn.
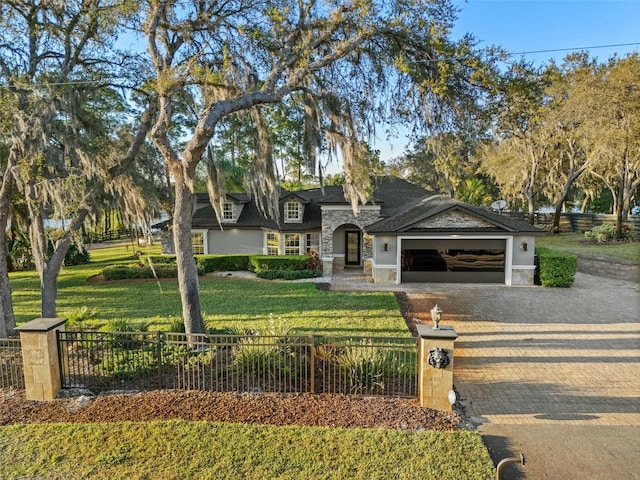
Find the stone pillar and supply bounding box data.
[417,324,458,411]
[17,318,67,401]
[322,256,333,276]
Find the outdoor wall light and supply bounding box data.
[430,304,443,330]
[384,242,388,252]
[520,241,528,252]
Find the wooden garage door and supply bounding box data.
[401,238,506,283]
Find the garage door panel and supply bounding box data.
[401,238,506,284]
[401,271,505,283]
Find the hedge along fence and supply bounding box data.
[535,247,578,287]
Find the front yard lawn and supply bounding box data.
[0,420,494,480]
[10,244,409,336]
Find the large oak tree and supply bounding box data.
[140,0,492,334]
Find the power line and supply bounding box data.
[2,42,639,89]
[507,42,640,57]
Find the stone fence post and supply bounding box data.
[16,318,67,401]
[417,324,458,411]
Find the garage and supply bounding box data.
[400,238,506,283]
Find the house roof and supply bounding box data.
[365,195,544,235]
[186,176,543,235]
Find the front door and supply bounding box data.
[345,231,361,265]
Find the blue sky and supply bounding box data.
[451,0,639,67]
[372,0,640,162]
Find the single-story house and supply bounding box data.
[160,176,544,285]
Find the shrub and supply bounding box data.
[65,306,99,327]
[231,315,300,387]
[535,247,577,287]
[146,255,177,265]
[61,243,91,266]
[196,255,251,273]
[585,222,636,243]
[249,255,311,273]
[101,318,154,333]
[99,345,158,379]
[256,269,322,280]
[101,263,203,280]
[336,339,392,394]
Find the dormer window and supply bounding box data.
[223,202,234,221]
[285,201,301,222]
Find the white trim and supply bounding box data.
[191,229,208,255]
[396,234,514,286]
[284,201,302,223]
[320,205,380,212]
[512,264,536,270]
[370,259,397,268]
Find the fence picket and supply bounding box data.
[53,331,417,398]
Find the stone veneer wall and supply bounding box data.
[321,208,381,262]
[511,267,535,286]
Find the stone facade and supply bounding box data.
[320,207,380,261]
[512,267,535,286]
[372,265,397,283]
[413,210,495,229]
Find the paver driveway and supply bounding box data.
[405,271,640,479]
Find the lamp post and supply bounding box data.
[431,304,443,330]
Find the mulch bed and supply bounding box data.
[0,389,465,431]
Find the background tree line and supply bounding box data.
[396,52,640,236]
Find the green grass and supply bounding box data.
[10,244,408,336]
[537,233,639,264]
[0,421,494,480]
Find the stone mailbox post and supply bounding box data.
[417,323,458,411]
[17,318,67,401]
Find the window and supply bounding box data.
[223,202,234,221]
[306,233,320,255]
[192,232,205,255]
[285,201,301,222]
[284,233,301,255]
[267,232,280,255]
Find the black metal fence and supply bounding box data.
[0,338,24,390]
[57,331,417,397]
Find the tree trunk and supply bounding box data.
[527,194,536,226]
[0,151,17,337]
[615,176,625,238]
[173,177,205,335]
[552,179,577,234]
[40,237,72,318]
[0,225,16,338]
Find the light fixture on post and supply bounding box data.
[520,241,528,252]
[383,241,388,252]
[430,304,443,330]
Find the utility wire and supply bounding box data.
[2,42,639,88]
[507,42,640,57]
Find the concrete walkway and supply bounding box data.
[330,268,640,479]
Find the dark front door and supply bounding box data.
[345,231,361,265]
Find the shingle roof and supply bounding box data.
[365,195,544,234]
[189,177,543,235]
